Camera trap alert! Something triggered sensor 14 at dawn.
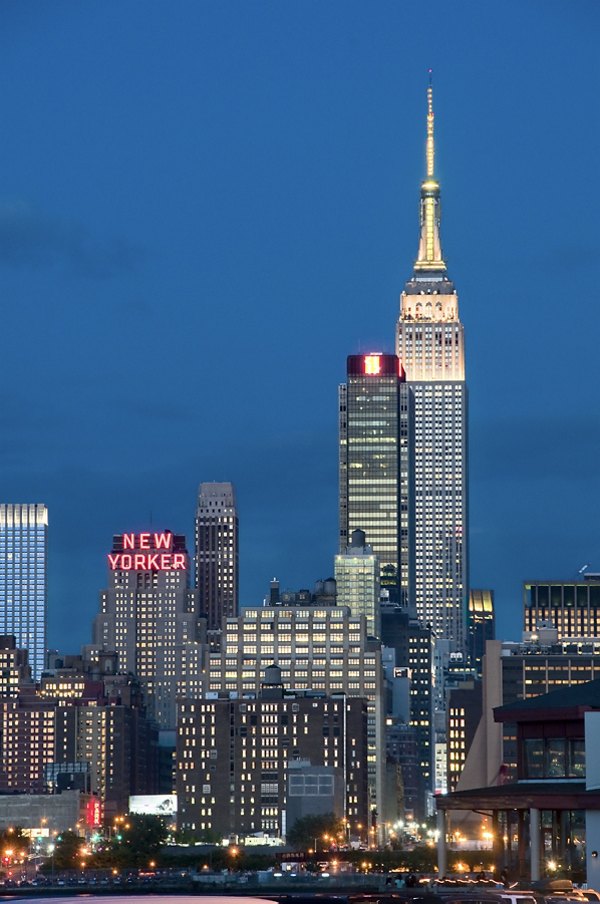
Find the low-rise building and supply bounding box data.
[437,678,600,884]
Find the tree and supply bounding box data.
[52,831,84,870]
[286,813,344,850]
[113,814,168,866]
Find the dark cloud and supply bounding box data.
[0,201,143,279]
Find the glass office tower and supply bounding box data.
[339,353,414,608]
[0,504,48,681]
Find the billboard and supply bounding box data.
[129,794,177,818]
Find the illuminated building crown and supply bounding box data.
[414,71,446,274]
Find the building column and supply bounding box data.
[518,810,527,878]
[492,811,503,872]
[437,809,447,878]
[530,807,541,882]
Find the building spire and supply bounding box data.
[414,70,446,273]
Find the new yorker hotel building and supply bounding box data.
[395,82,468,651]
[93,531,205,731]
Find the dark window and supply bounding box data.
[569,739,585,777]
[524,738,544,778]
[537,585,549,607]
[545,738,566,777]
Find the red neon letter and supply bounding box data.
[147,553,159,569]
[120,554,132,569]
[108,554,120,570]
[123,534,135,550]
[154,532,171,549]
[173,553,186,569]
[139,533,150,549]
[134,554,146,569]
[160,554,171,569]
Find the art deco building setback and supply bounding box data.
[339,353,414,608]
[335,529,381,638]
[395,82,468,652]
[177,667,369,839]
[207,605,384,826]
[195,482,239,631]
[93,530,206,731]
[0,504,48,681]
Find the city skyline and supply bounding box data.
[2,2,600,651]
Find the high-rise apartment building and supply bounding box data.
[0,643,158,813]
[335,529,381,638]
[0,635,32,696]
[177,667,369,838]
[339,353,414,607]
[93,530,205,730]
[207,605,384,827]
[195,482,239,631]
[0,504,48,681]
[395,83,468,650]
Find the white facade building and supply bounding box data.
[93,530,205,730]
[335,529,381,639]
[395,81,468,652]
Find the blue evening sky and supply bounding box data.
[1,1,599,650]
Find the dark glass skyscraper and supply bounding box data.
[339,354,414,608]
[195,482,239,631]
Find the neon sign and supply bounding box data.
[86,798,103,828]
[364,354,381,375]
[108,532,188,571]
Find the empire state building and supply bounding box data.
[395,80,468,651]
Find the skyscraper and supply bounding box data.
[339,354,414,607]
[0,504,48,681]
[335,528,381,638]
[395,80,468,651]
[93,530,205,730]
[468,588,495,675]
[195,482,239,631]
